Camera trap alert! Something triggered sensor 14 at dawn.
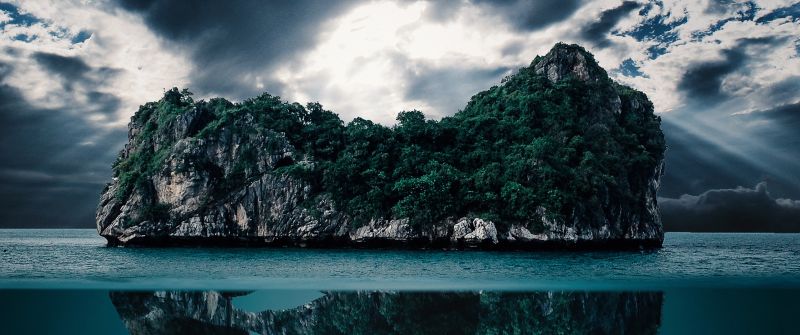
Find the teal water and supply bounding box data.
[1,229,799,289]
[1,230,799,334]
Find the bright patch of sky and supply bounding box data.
[275,1,529,123]
[1,0,798,124]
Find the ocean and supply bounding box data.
[1,229,799,334]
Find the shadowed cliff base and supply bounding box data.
[97,43,666,250]
[109,290,664,335]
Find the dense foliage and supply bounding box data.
[112,46,664,232]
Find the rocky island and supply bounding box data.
[96,43,666,249]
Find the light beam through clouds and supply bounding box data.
[0,0,799,229]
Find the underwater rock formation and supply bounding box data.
[109,290,664,334]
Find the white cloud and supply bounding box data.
[0,10,12,24]
[273,0,632,124]
[1,0,797,127]
[0,0,192,128]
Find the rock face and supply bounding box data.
[109,290,664,334]
[97,43,666,249]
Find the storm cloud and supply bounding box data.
[32,52,91,83]
[471,0,584,31]
[114,0,359,99]
[0,63,125,228]
[1,1,799,230]
[580,1,641,48]
[661,183,800,232]
[31,52,123,113]
[424,0,584,30]
[677,46,747,104]
[659,102,800,232]
[677,37,783,106]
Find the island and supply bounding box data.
[96,43,666,249]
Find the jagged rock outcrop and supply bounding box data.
[97,43,666,249]
[109,290,664,334]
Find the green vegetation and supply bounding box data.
[112,46,665,231]
[112,88,195,200]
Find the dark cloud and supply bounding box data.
[113,0,360,100]
[676,48,746,103]
[580,1,641,48]
[677,37,780,105]
[738,101,800,124]
[660,183,800,232]
[86,91,122,115]
[473,0,583,31]
[765,75,800,103]
[421,0,465,21]
[33,52,91,83]
[29,51,123,113]
[425,0,584,31]
[795,39,800,56]
[500,41,525,57]
[401,59,510,117]
[404,0,584,32]
[115,0,584,100]
[114,0,157,11]
[733,102,800,153]
[0,63,126,228]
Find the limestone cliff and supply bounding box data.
[97,43,666,249]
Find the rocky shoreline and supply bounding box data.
[102,213,663,250]
[105,235,663,251]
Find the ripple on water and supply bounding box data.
[0,230,799,290]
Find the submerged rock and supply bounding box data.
[109,290,664,335]
[97,43,666,249]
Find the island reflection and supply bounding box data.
[109,290,663,334]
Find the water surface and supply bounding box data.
[1,230,798,334]
[1,229,798,290]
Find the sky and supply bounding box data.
[0,0,798,230]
